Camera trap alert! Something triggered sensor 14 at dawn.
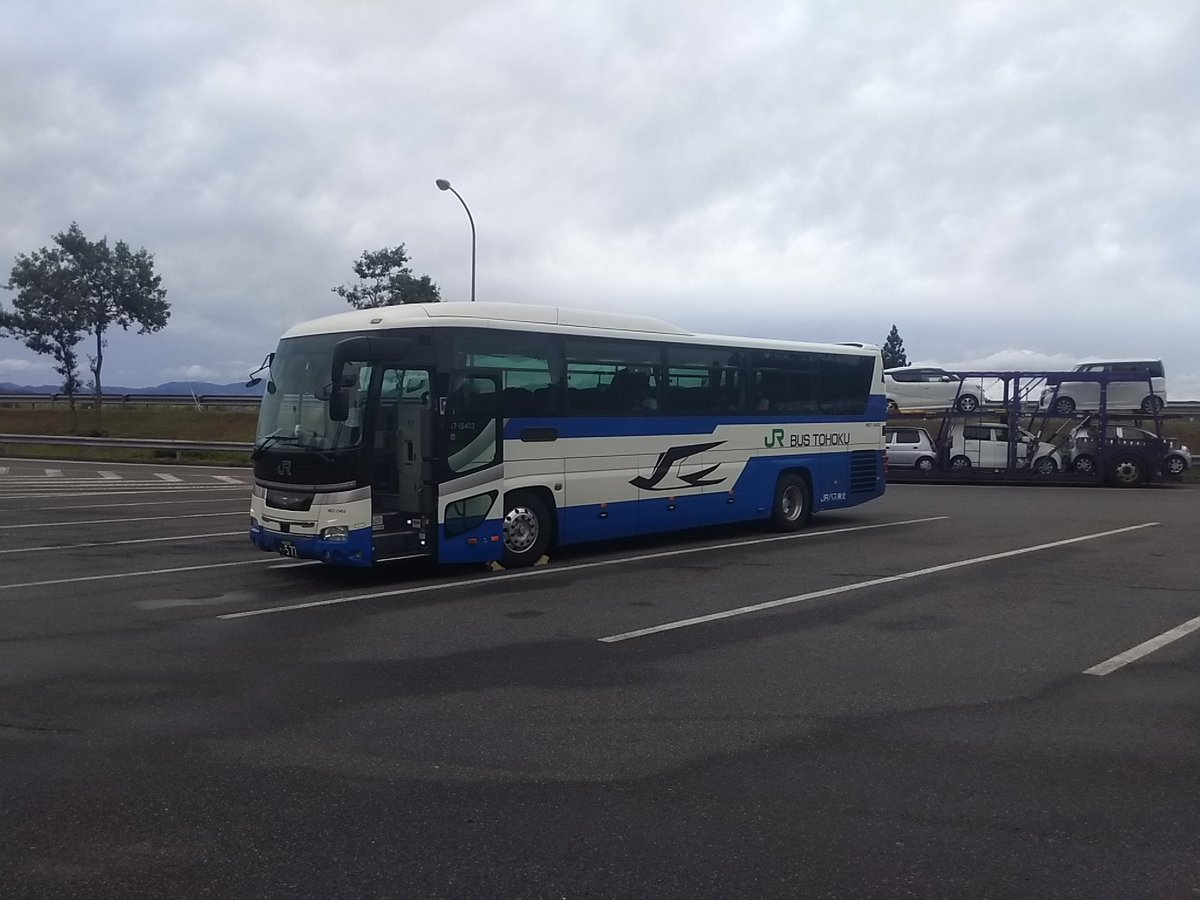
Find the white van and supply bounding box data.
[1039,360,1166,416]
[948,422,1058,474]
[884,367,984,412]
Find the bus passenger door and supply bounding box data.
[395,402,430,512]
[438,372,506,563]
[371,367,435,561]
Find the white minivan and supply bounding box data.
[948,422,1059,474]
[884,367,984,413]
[1039,360,1167,416]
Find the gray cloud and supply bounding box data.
[2,0,1197,398]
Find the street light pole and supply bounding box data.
[435,178,476,302]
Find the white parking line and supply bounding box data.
[599,522,1160,642]
[98,471,122,480]
[45,469,63,477]
[0,484,216,493]
[0,557,284,592]
[0,531,245,556]
[1084,614,1200,676]
[1,455,245,472]
[218,517,949,619]
[0,486,245,500]
[154,473,183,482]
[11,496,245,512]
[213,475,243,484]
[0,511,245,530]
[0,479,210,485]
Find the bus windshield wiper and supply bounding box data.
[252,432,340,463]
[251,433,295,459]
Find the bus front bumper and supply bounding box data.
[250,520,375,567]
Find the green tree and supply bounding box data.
[882,324,908,369]
[332,245,440,308]
[3,223,170,431]
[1,246,87,427]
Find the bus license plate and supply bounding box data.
[277,541,298,558]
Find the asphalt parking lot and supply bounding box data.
[1,458,1199,898]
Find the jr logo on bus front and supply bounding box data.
[763,429,853,449]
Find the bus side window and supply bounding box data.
[501,386,536,417]
[564,338,662,416]
[531,384,562,417]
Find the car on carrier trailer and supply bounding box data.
[1060,424,1189,480]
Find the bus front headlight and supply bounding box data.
[321,525,350,542]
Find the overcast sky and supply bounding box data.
[2,1,1197,397]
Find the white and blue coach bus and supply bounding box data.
[249,302,886,568]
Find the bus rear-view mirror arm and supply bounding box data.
[245,352,275,389]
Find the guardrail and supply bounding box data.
[0,434,253,459]
[909,402,1200,420]
[0,393,260,409]
[4,392,1199,415]
[2,397,1197,463]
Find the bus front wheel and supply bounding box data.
[772,473,812,532]
[502,491,553,567]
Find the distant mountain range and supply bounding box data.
[0,380,263,396]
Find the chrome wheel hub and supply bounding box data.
[1112,461,1140,485]
[503,507,539,553]
[781,486,803,521]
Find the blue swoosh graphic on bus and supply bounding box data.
[630,441,726,491]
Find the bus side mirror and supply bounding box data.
[330,385,350,422]
[245,352,274,389]
[330,338,369,393]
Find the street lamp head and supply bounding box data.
[435,177,476,302]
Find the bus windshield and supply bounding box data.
[255,334,368,453]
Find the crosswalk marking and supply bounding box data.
[0,488,245,501]
[0,467,247,492]
[0,481,242,488]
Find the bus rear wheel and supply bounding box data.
[771,474,811,532]
[502,492,552,567]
